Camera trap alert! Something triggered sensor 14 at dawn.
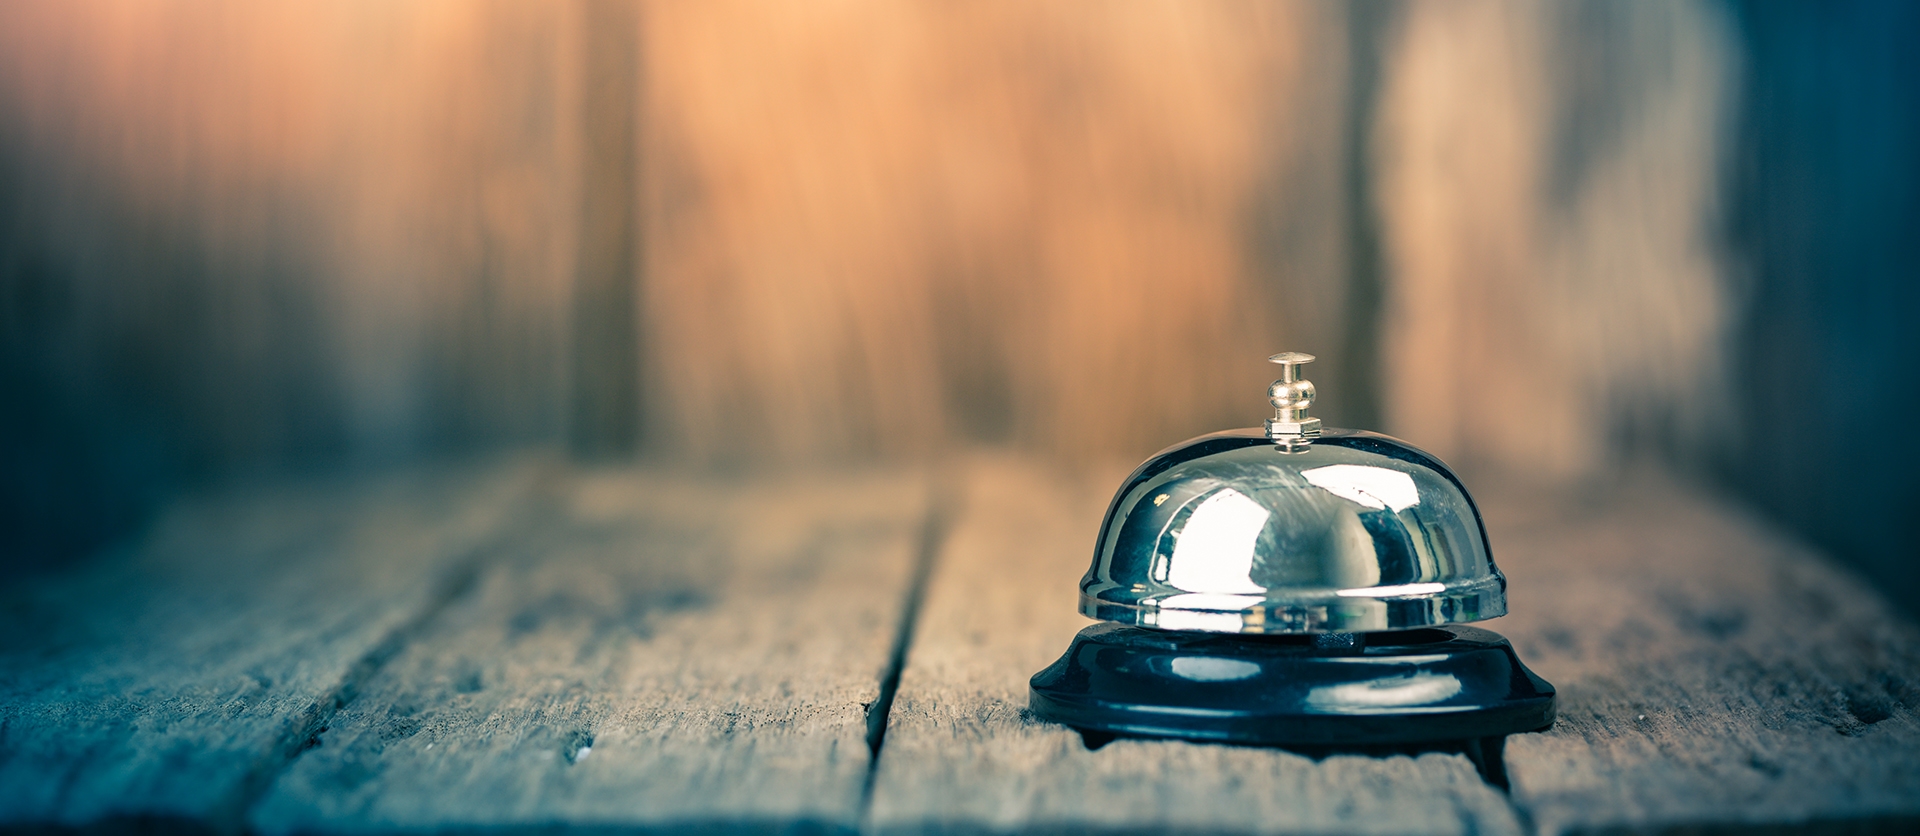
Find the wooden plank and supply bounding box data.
[248,466,930,834]
[866,454,1525,836]
[1486,474,1920,834]
[568,0,643,457]
[14,455,1914,835]
[0,459,544,831]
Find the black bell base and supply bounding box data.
[1029,622,1555,747]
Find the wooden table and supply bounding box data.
[4,453,1917,835]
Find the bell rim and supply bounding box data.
[1077,573,1508,634]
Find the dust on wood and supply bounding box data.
[1486,473,1920,835]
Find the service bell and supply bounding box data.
[1029,353,1555,746]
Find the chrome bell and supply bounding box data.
[1030,354,1555,747]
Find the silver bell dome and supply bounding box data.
[1079,354,1505,634]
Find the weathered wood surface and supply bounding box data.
[1486,475,1920,835]
[866,455,1526,836]
[249,466,930,834]
[0,459,545,830]
[4,454,1919,835]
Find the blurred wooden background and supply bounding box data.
[1,1,1915,605]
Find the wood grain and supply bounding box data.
[1485,474,1920,834]
[0,459,545,830]
[865,455,1526,836]
[248,466,930,834]
[6,456,1919,835]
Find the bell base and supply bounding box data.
[1028,623,1555,746]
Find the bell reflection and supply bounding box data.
[1169,657,1260,682]
[1302,465,1420,512]
[1164,488,1268,594]
[1324,507,1384,588]
[1306,673,1464,709]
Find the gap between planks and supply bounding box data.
[243,463,943,834]
[216,485,564,834]
[861,473,963,814]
